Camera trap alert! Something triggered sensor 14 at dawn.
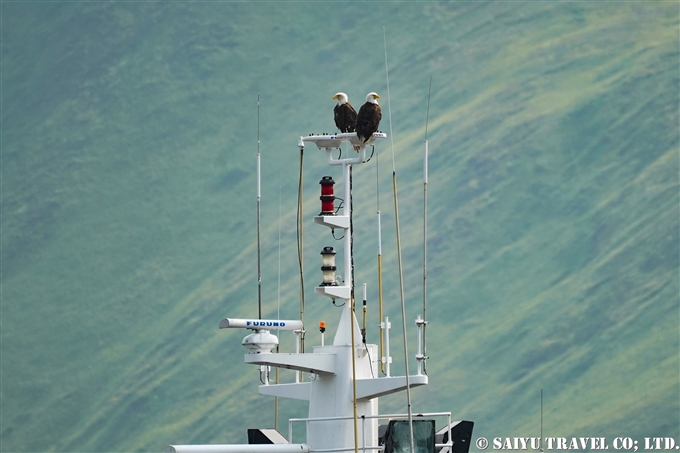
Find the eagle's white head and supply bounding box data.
[332,92,349,105]
[365,92,380,104]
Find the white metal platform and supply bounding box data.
[299,132,387,150]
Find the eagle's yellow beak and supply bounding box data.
[375,94,380,99]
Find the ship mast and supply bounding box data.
[168,131,463,453]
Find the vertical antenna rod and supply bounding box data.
[257,94,262,319]
[422,77,432,374]
[540,388,544,453]
[275,186,282,430]
[425,77,432,141]
[384,27,396,171]
[384,26,415,453]
[278,187,282,320]
[376,151,385,374]
[362,283,367,344]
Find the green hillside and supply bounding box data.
[1,2,678,452]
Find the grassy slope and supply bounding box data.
[1,2,678,452]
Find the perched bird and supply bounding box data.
[356,92,382,149]
[332,92,357,133]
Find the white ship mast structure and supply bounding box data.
[168,131,473,453]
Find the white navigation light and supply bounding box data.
[320,246,337,286]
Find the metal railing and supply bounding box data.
[288,411,454,453]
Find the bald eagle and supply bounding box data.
[356,92,382,148]
[332,92,357,133]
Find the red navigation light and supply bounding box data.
[319,176,335,215]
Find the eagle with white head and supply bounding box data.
[356,92,382,149]
[332,92,357,133]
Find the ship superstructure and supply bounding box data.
[168,132,473,453]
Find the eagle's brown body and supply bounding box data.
[334,102,357,133]
[356,96,382,145]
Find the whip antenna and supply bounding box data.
[422,77,432,375]
[425,77,432,141]
[275,186,282,430]
[384,26,415,453]
[540,388,544,453]
[257,94,262,320]
[383,27,396,172]
[278,186,282,320]
[376,147,385,374]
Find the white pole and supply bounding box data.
[422,139,429,373]
[384,316,391,377]
[257,94,262,320]
[343,162,352,290]
[295,330,301,383]
[416,315,423,376]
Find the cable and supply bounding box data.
[350,165,354,304]
[363,145,376,163]
[297,147,305,356]
[364,343,376,379]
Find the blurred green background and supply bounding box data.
[1,2,678,452]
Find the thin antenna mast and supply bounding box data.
[376,151,385,374]
[425,78,432,141]
[278,187,282,321]
[422,77,432,375]
[540,388,544,453]
[257,94,262,320]
[275,187,282,430]
[384,26,415,453]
